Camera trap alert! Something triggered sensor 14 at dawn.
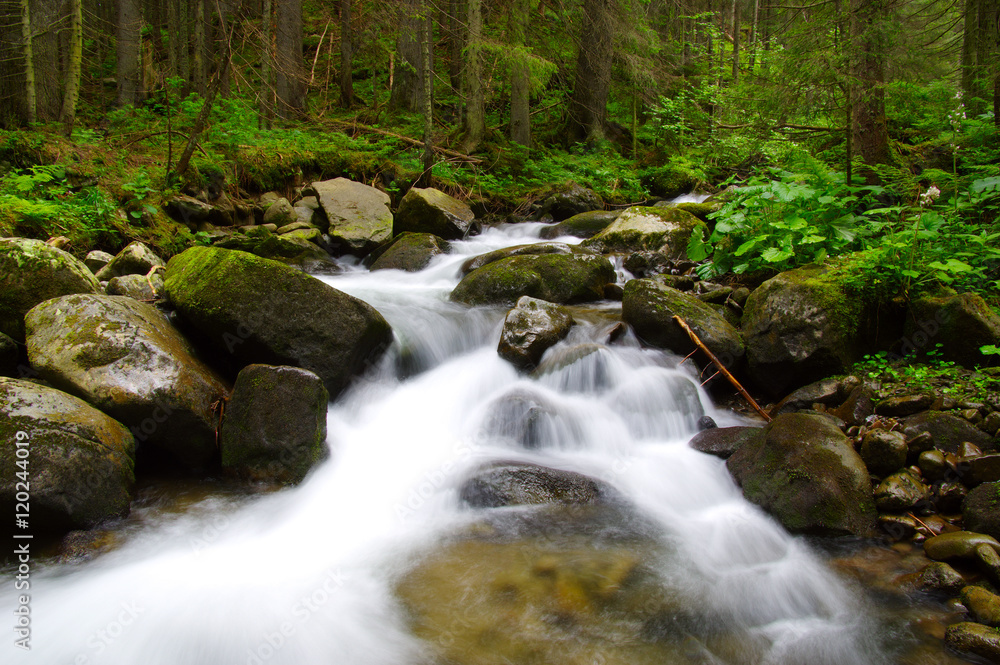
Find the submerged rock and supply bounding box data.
[459,461,609,507]
[945,622,1000,662]
[450,253,615,307]
[497,297,574,371]
[393,187,476,240]
[0,378,134,532]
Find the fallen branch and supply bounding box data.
[673,315,771,422]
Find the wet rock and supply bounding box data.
[0,378,134,532]
[874,394,935,417]
[622,250,671,277]
[963,482,1000,540]
[906,291,1000,368]
[976,543,1000,588]
[247,234,339,273]
[902,411,995,454]
[94,241,165,281]
[981,412,1000,437]
[874,470,928,512]
[497,297,574,371]
[25,294,230,471]
[688,426,763,459]
[538,183,603,220]
[936,481,968,514]
[622,278,744,364]
[304,177,393,255]
[907,431,935,457]
[220,364,329,484]
[918,450,948,482]
[916,562,965,594]
[106,271,164,301]
[860,430,908,477]
[450,254,615,307]
[369,233,449,272]
[459,461,607,507]
[276,220,320,236]
[697,415,717,430]
[0,237,103,342]
[393,187,476,240]
[924,531,1000,560]
[479,388,567,449]
[84,250,114,273]
[582,206,707,259]
[164,246,392,399]
[829,385,875,427]
[460,242,573,275]
[726,412,877,537]
[770,376,861,416]
[945,622,1000,662]
[879,514,918,540]
[263,197,296,227]
[962,586,1000,626]
[966,455,1000,486]
[538,210,621,240]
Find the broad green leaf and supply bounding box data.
[761,247,794,263]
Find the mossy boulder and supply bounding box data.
[393,187,476,240]
[924,531,1000,560]
[106,271,164,301]
[85,250,114,273]
[220,364,329,484]
[25,294,230,471]
[304,177,393,255]
[461,242,574,275]
[905,291,1000,368]
[450,253,615,307]
[0,237,102,343]
[262,197,296,227]
[582,206,706,258]
[726,412,877,537]
[660,200,720,224]
[622,278,744,365]
[742,261,887,397]
[94,241,165,281]
[459,461,608,507]
[538,183,603,221]
[538,210,621,240]
[369,232,449,272]
[497,297,574,371]
[962,586,1000,627]
[0,378,134,532]
[230,232,339,274]
[963,482,1000,541]
[945,622,1000,662]
[164,246,392,398]
[901,411,995,454]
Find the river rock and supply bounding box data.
[164,193,216,228]
[962,586,1000,626]
[688,426,763,459]
[460,242,574,275]
[906,291,1000,368]
[247,234,339,273]
[164,246,392,398]
[369,233,449,272]
[945,622,1000,662]
[902,411,995,454]
[924,531,1000,560]
[916,562,966,593]
[726,412,877,536]
[0,237,103,342]
[963,482,1000,540]
[459,461,608,507]
[769,376,861,416]
[860,430,908,477]
[0,378,134,531]
[539,210,621,240]
[95,241,165,281]
[106,271,164,301]
[263,197,296,227]
[538,183,603,220]
[450,254,615,307]
[622,278,744,365]
[875,394,935,417]
[85,250,114,273]
[582,206,706,258]
[874,470,928,512]
[304,177,393,255]
[479,388,571,449]
[936,481,968,513]
[497,297,574,371]
[220,364,329,484]
[828,385,875,427]
[393,187,476,240]
[25,294,230,471]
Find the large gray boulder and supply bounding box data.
[393,187,477,240]
[94,241,165,281]
[369,233,449,272]
[0,378,135,531]
[220,364,329,484]
[582,206,706,258]
[304,178,393,255]
[164,246,392,398]
[497,297,574,370]
[905,291,1000,368]
[622,278,744,365]
[25,294,230,471]
[450,254,615,307]
[726,412,877,537]
[0,237,102,342]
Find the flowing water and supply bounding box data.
[2,214,945,664]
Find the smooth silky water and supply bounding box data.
[1,216,951,664]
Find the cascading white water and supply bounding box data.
[4,213,903,665]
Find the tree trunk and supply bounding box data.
[447,0,463,92]
[275,0,305,117]
[117,0,142,105]
[961,0,981,113]
[193,0,206,94]
[748,0,760,71]
[167,0,178,77]
[32,0,61,118]
[21,0,35,123]
[567,0,614,143]
[59,0,82,135]
[179,0,190,83]
[731,0,740,82]
[339,0,354,106]
[460,0,484,153]
[419,8,434,187]
[260,0,273,127]
[509,0,530,147]
[390,0,422,111]
[850,0,890,181]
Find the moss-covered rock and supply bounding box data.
[962,586,1000,627]
[902,411,995,454]
[304,177,393,255]
[220,364,329,484]
[459,461,609,507]
[164,246,392,398]
[84,250,114,273]
[369,232,449,272]
[906,291,1000,368]
[0,237,102,343]
[25,294,230,471]
[726,412,877,536]
[461,242,574,275]
[963,482,1000,541]
[582,206,706,258]
[94,241,165,281]
[393,187,476,240]
[538,183,603,221]
[0,378,134,532]
[945,622,1000,662]
[538,210,621,240]
[105,271,164,301]
[497,296,574,370]
[622,278,744,365]
[450,253,615,307]
[915,562,965,593]
[924,531,1000,560]
[860,430,908,477]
